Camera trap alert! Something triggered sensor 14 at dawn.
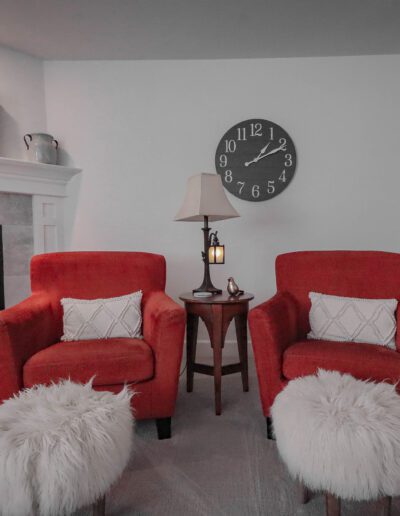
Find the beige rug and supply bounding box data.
[77,360,400,515]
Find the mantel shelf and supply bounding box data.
[0,156,81,197]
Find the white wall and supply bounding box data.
[44,55,400,343]
[0,45,46,307]
[0,45,46,159]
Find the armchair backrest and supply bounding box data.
[276,251,400,339]
[31,252,166,331]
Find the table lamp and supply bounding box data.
[175,173,240,295]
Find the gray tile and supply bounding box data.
[4,274,31,308]
[0,193,32,225]
[2,224,33,276]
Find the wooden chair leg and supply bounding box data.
[92,495,106,516]
[325,493,340,516]
[266,416,275,440]
[298,481,310,504]
[156,417,171,439]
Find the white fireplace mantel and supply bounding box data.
[0,156,81,197]
[0,156,81,254]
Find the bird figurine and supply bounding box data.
[227,277,243,296]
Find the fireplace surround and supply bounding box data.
[0,192,33,307]
[0,157,81,307]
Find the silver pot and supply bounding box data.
[24,133,58,165]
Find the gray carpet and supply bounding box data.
[79,362,400,516]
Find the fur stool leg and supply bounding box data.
[298,482,310,504]
[324,494,391,516]
[376,496,391,516]
[325,494,340,516]
[91,495,106,516]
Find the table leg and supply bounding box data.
[235,313,249,392]
[211,305,223,415]
[186,313,199,393]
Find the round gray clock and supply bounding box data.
[215,119,297,202]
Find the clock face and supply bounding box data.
[215,119,297,202]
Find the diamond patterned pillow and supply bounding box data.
[308,292,398,349]
[61,291,142,342]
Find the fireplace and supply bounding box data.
[0,193,33,308]
[0,156,81,307]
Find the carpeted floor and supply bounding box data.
[78,361,400,516]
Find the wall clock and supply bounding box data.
[215,119,297,202]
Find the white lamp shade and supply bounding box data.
[175,173,240,222]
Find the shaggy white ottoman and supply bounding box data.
[0,379,134,516]
[272,369,400,515]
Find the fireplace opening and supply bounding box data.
[0,226,4,310]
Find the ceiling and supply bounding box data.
[0,0,400,60]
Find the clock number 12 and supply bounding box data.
[250,123,262,137]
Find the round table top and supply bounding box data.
[179,292,254,304]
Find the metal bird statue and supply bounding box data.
[227,277,243,296]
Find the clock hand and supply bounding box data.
[244,142,271,167]
[252,142,287,163]
[259,142,271,155]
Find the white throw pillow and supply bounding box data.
[308,292,398,349]
[61,291,142,342]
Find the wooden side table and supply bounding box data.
[179,292,254,415]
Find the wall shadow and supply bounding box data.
[0,105,20,158]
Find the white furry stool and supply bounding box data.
[0,379,134,516]
[272,369,400,516]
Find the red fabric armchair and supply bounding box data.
[0,252,185,439]
[249,251,400,438]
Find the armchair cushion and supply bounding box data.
[23,338,154,388]
[283,339,400,384]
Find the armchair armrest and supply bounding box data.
[248,291,298,415]
[0,293,58,402]
[143,291,185,384]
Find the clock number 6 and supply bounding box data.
[252,185,260,198]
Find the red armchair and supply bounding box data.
[249,251,400,438]
[0,252,185,439]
